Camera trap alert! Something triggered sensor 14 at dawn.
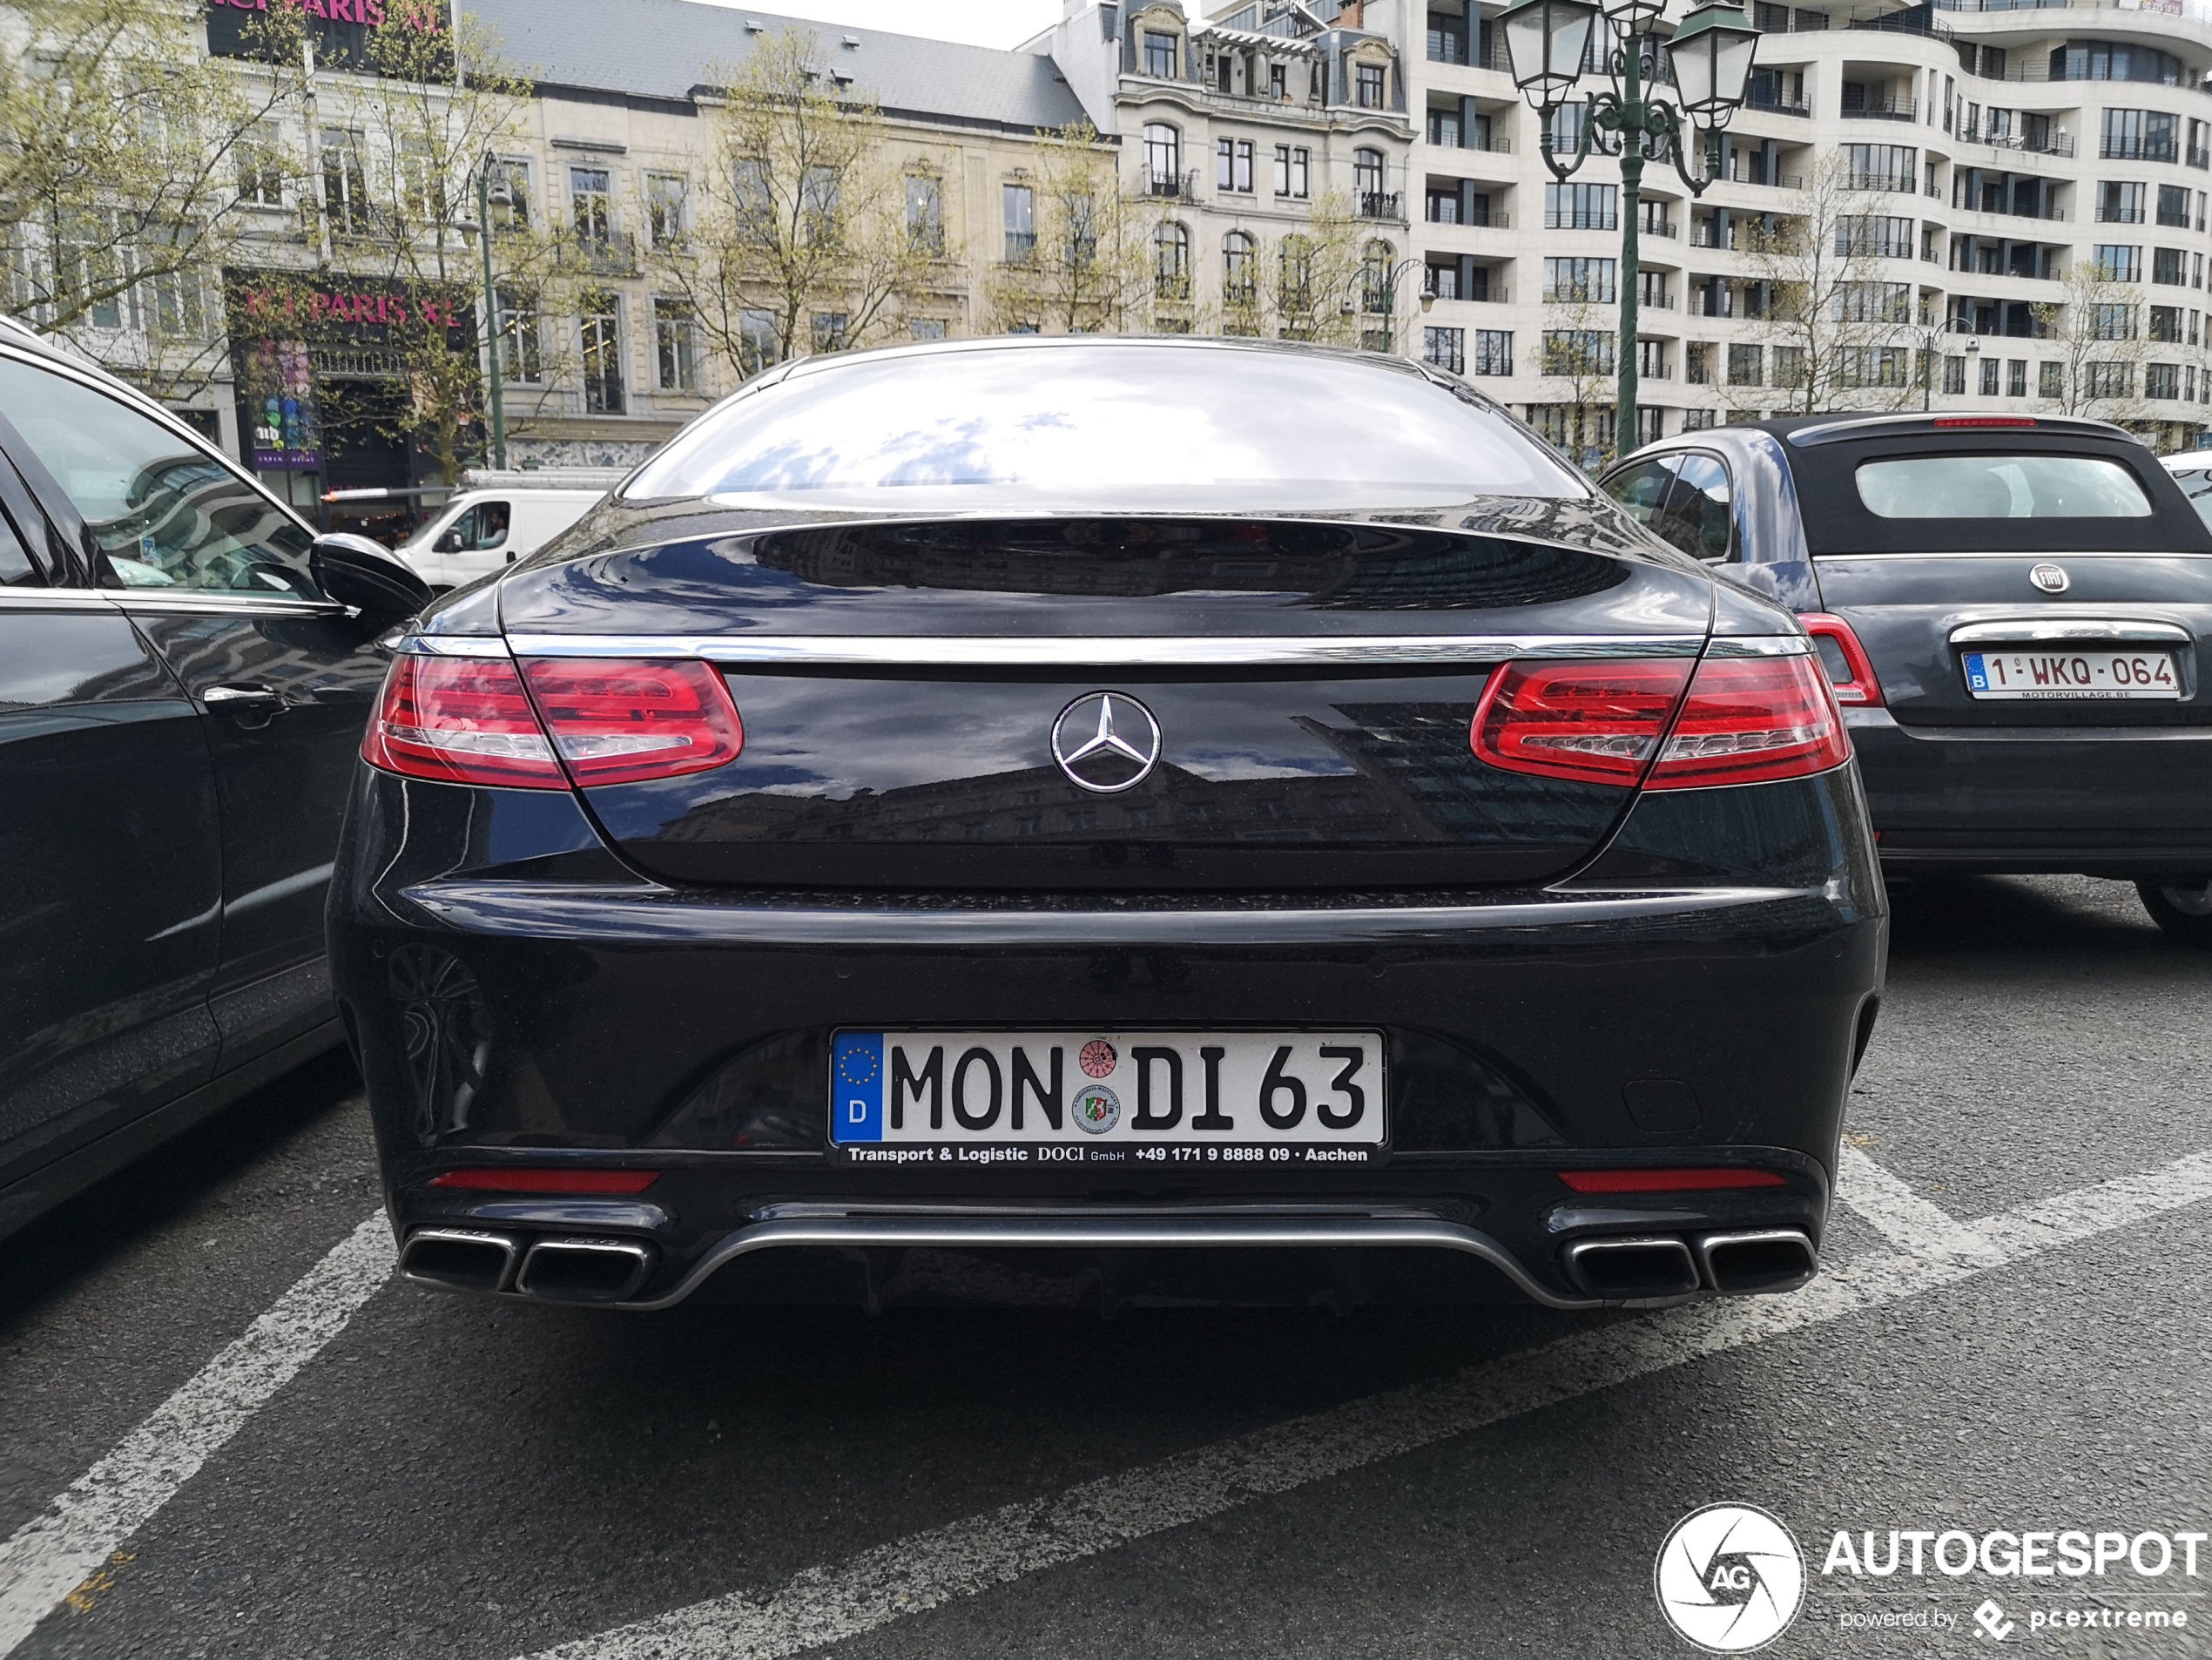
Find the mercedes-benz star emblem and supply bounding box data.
[1051,692,1162,794]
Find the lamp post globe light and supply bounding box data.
[1500,0,1759,462]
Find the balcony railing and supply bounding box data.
[555,229,638,276]
[1143,171,1199,203]
[1842,98,1919,121]
[1432,206,1512,227]
[1846,172,1920,192]
[1716,164,1805,189]
[1959,127,2076,158]
[2102,138,2179,161]
[1642,216,1678,237]
[1743,93,1811,116]
[1358,191,1404,219]
[1544,211,1617,230]
[2098,206,2147,223]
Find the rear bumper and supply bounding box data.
[330,767,1884,1309]
[1848,709,2212,875]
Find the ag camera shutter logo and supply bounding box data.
[1656,1504,1807,1652]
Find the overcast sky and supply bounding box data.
[699,0,1069,47]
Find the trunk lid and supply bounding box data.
[499,515,1714,891]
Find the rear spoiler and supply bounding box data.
[1785,414,2142,449]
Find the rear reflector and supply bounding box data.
[1558,1168,1788,1193]
[1932,415,2036,428]
[1798,614,1883,707]
[1470,659,1693,786]
[363,656,568,790]
[521,658,744,786]
[1644,653,1851,792]
[429,1168,661,1194]
[364,654,744,791]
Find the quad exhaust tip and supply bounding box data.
[399,1227,520,1295]
[516,1236,656,1303]
[1696,1228,1817,1295]
[1562,1235,1702,1299]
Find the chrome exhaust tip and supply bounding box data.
[400,1227,521,1295]
[516,1236,656,1303]
[1697,1228,1817,1295]
[1561,1235,1700,1299]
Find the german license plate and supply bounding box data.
[1962,649,2182,700]
[829,1029,1386,1168]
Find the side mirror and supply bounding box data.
[311,532,432,620]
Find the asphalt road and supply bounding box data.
[3,874,2207,1659]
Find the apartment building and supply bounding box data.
[1410,0,2212,452]
[1034,0,1419,341]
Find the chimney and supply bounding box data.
[1338,0,1364,24]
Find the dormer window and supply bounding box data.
[1356,62,1386,108]
[1144,30,1178,77]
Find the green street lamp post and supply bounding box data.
[475,156,512,470]
[1500,0,1760,461]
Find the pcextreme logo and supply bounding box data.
[1656,1504,1808,1652]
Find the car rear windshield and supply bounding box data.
[623,343,1587,511]
[1855,455,2152,519]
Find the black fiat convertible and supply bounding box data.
[331,338,1885,1313]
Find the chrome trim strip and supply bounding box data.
[1950,617,2190,644]
[1813,550,2212,562]
[1703,634,1813,658]
[105,590,341,617]
[499,632,1709,666]
[396,633,514,658]
[0,588,114,611]
[617,1214,1609,1312]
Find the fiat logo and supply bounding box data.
[2029,563,2070,594]
[1050,692,1162,794]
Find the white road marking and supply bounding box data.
[521,1149,2212,1660]
[0,1212,394,1656]
[1833,1144,2004,1265]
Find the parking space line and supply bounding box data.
[519,1148,2212,1660]
[1834,1145,2005,1265]
[0,1212,394,1657]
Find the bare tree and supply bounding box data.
[2032,260,2150,425]
[1739,152,1920,415]
[1267,191,1364,347]
[0,0,313,399]
[986,118,1150,336]
[649,29,943,376]
[1537,274,1619,469]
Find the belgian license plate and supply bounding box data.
[829,1029,1386,1168]
[1962,649,2182,700]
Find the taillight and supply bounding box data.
[1470,659,1693,786]
[1557,1168,1788,1193]
[1645,653,1851,792]
[363,653,744,790]
[362,655,567,789]
[1798,613,1884,707]
[428,1168,660,1193]
[1473,652,1851,793]
[520,658,743,786]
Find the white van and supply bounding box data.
[396,472,617,590]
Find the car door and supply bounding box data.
[0,409,223,1220]
[0,353,388,1068]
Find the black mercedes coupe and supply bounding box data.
[1600,414,2212,946]
[331,338,1885,1313]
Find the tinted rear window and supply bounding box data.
[624,343,1586,511]
[2169,467,2212,530]
[1856,455,2151,519]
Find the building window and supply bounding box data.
[1356,62,1386,108]
[1427,260,1460,300]
[239,125,285,207]
[1979,355,2000,395]
[1002,183,1035,262]
[909,317,948,341]
[1543,257,1615,303]
[2086,361,2134,398]
[2152,304,2183,342]
[1361,240,1394,312]
[570,166,613,246]
[645,173,686,250]
[1542,329,1615,376]
[2155,246,2187,285]
[487,159,531,231]
[2157,184,2191,227]
[906,175,943,253]
[1427,108,1461,148]
[733,159,772,245]
[738,307,778,376]
[1144,124,1182,192]
[1278,234,1315,314]
[579,294,623,413]
[2101,108,2177,161]
[653,298,699,391]
[1546,182,1617,231]
[497,289,543,382]
[1423,325,1464,374]
[2098,181,2146,223]
[813,311,849,353]
[1773,345,1805,388]
[1471,328,1513,376]
[2092,302,2136,340]
[2148,361,2182,399]
[1223,231,1257,304]
[1155,221,1190,300]
[1217,137,1255,193]
[1837,214,1913,256]
[2094,244,2142,282]
[1944,354,1966,395]
[1727,342,1764,385]
[320,129,371,234]
[1842,143,1917,192]
[1274,144,1309,199]
[1682,408,1717,430]
[1353,146,1386,213]
[1144,29,1177,78]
